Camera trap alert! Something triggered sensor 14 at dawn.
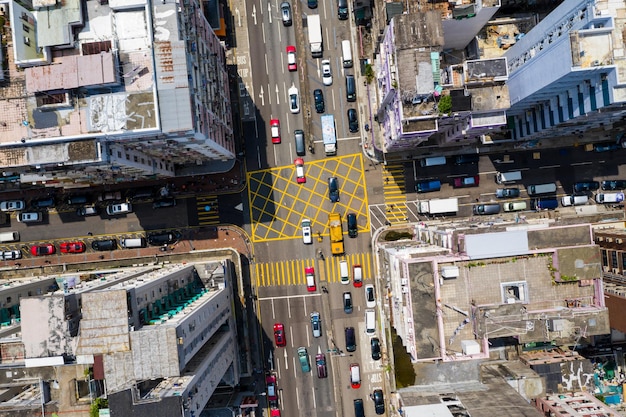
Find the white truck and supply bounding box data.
[307,15,323,58]
[418,198,459,215]
[321,114,336,155]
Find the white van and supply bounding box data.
[527,183,557,196]
[420,156,446,167]
[561,195,589,206]
[365,310,376,335]
[0,231,19,243]
[341,40,353,68]
[120,238,147,249]
[349,363,361,388]
[339,260,349,284]
[496,171,522,184]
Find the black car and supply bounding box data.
[373,389,385,415]
[573,181,600,192]
[91,239,117,251]
[152,197,177,209]
[371,337,381,360]
[495,188,520,198]
[147,231,181,246]
[602,180,626,190]
[347,213,357,238]
[328,177,339,203]
[347,108,358,133]
[314,89,324,113]
[128,188,155,202]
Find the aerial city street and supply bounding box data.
[0,0,625,416]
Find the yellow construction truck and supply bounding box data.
[328,212,344,255]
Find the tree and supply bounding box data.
[438,94,451,115]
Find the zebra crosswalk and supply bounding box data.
[196,195,220,225]
[254,252,373,288]
[382,164,408,224]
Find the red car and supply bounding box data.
[453,175,479,188]
[270,119,281,144]
[30,244,55,256]
[266,373,278,401]
[60,241,86,254]
[305,266,316,292]
[274,323,286,347]
[286,45,297,71]
[294,158,306,184]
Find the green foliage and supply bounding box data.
[365,64,375,84]
[90,398,108,417]
[384,231,413,241]
[438,94,452,115]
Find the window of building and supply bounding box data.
[6,296,11,304]
[22,24,29,33]
[622,254,626,271]
[601,250,608,267]
[611,251,618,268]
[23,36,30,46]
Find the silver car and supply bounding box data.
[310,311,321,337]
[0,200,25,212]
[106,202,132,215]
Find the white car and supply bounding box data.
[365,284,376,308]
[288,84,300,114]
[321,60,332,86]
[106,202,133,215]
[17,212,42,223]
[322,59,333,85]
[2,250,21,261]
[0,200,25,212]
[302,219,312,244]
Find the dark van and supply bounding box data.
[67,195,88,205]
[415,179,441,193]
[354,399,365,417]
[347,213,357,238]
[345,326,356,352]
[128,188,154,202]
[32,196,55,209]
[337,0,348,19]
[531,198,559,210]
[346,75,356,102]
[91,239,117,251]
[454,154,479,164]
[295,130,305,156]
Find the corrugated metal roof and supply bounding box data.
[25,53,117,93]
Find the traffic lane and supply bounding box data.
[264,294,330,417]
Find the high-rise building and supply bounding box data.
[504,0,626,141]
[0,0,233,187]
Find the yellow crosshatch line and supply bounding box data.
[246,154,370,243]
[254,253,373,287]
[382,164,408,224]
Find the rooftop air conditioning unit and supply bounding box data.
[401,287,409,293]
[441,266,460,279]
[401,278,408,286]
[616,239,624,244]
